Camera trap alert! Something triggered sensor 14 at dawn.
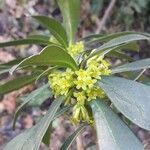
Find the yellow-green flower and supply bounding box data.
[48,46,111,124]
[68,41,84,57]
[71,103,91,124]
[74,69,96,90]
[73,91,86,104]
[86,87,105,101]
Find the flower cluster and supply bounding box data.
[67,41,84,57]
[48,42,111,124]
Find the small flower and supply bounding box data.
[73,91,86,104]
[71,103,91,124]
[86,87,105,101]
[74,69,96,90]
[68,41,84,57]
[48,49,111,124]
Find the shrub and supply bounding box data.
[0,0,150,149]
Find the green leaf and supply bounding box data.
[4,96,63,150]
[98,76,150,130]
[42,123,52,147]
[60,124,86,150]
[35,66,58,83]
[43,105,72,147]
[13,84,52,129]
[33,16,68,48]
[0,73,39,95]
[107,51,133,61]
[112,58,150,74]
[0,58,24,76]
[0,58,23,68]
[10,45,78,74]
[0,69,10,76]
[0,35,51,48]
[88,34,149,58]
[91,100,144,150]
[87,31,150,43]
[57,0,80,44]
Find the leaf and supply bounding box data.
[42,123,52,147]
[88,34,149,58]
[42,105,72,147]
[60,124,86,150]
[0,58,24,68]
[112,58,150,74]
[0,58,24,76]
[91,100,144,150]
[0,69,10,76]
[87,31,150,43]
[10,45,78,74]
[98,76,150,130]
[4,96,63,150]
[0,73,39,95]
[57,0,80,44]
[0,35,51,48]
[35,66,58,83]
[13,84,52,129]
[33,16,68,48]
[107,51,133,61]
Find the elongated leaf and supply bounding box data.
[0,73,39,95]
[88,34,149,58]
[42,123,52,146]
[0,69,10,76]
[0,35,51,48]
[0,58,24,68]
[4,96,63,150]
[60,124,86,150]
[87,31,150,43]
[98,76,150,130]
[33,16,68,48]
[10,45,78,74]
[107,51,133,61]
[35,66,58,82]
[58,0,80,44]
[0,58,24,76]
[43,105,72,147]
[112,58,150,74]
[13,84,52,129]
[91,100,144,150]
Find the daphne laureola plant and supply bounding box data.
[0,0,150,150]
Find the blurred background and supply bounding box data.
[0,0,150,149]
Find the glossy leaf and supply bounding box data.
[33,16,68,48]
[58,0,80,44]
[98,76,150,130]
[13,84,52,129]
[112,58,150,74]
[0,35,51,48]
[91,100,144,150]
[88,34,149,58]
[87,31,150,43]
[10,45,78,74]
[60,124,86,150]
[0,73,39,95]
[4,96,63,150]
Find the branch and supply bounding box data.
[96,0,116,33]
